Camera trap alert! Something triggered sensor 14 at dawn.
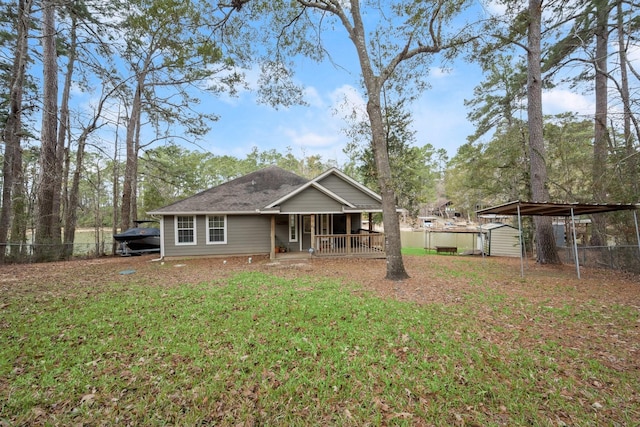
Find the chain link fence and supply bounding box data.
[0,242,111,263]
[557,245,640,274]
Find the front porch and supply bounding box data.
[273,232,385,259]
[270,213,386,259]
[312,231,385,257]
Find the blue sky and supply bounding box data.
[67,1,638,171]
[139,1,636,167]
[202,43,485,165]
[194,1,614,167]
[197,3,487,165]
[202,54,597,167]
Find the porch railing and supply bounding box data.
[313,231,385,257]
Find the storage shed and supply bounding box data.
[476,200,639,279]
[480,223,521,257]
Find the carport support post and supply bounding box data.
[517,205,524,278]
[634,210,640,257]
[571,207,580,279]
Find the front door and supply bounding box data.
[301,215,312,250]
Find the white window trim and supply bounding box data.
[289,214,298,243]
[206,215,227,245]
[175,215,197,246]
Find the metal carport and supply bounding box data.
[476,201,639,279]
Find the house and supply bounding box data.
[479,223,522,257]
[418,216,438,228]
[147,166,386,260]
[425,199,460,219]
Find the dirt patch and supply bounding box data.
[2,253,638,307]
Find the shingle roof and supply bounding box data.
[149,166,309,214]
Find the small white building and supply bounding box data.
[480,223,521,257]
[418,216,438,228]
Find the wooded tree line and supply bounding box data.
[448,0,639,261]
[1,0,638,278]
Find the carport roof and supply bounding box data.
[476,200,638,217]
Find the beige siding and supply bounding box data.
[486,227,521,257]
[279,187,344,213]
[316,174,381,207]
[162,215,175,248]
[162,215,271,258]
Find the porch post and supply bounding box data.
[310,214,316,252]
[346,214,352,254]
[270,215,276,260]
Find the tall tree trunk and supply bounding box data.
[132,112,141,222]
[65,86,111,258]
[0,0,32,263]
[34,0,61,261]
[615,1,637,200]
[367,94,409,280]
[93,164,103,255]
[112,121,121,254]
[9,159,27,261]
[60,14,77,259]
[120,82,143,232]
[65,133,89,258]
[590,0,609,246]
[349,2,408,280]
[527,0,560,264]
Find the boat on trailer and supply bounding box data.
[113,220,160,256]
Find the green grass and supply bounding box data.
[2,270,638,426]
[401,247,430,256]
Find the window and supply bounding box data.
[289,214,298,242]
[207,215,227,244]
[176,216,196,245]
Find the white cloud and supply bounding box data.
[482,0,507,16]
[329,84,367,123]
[542,89,594,115]
[268,84,366,163]
[430,67,453,79]
[329,84,365,106]
[303,86,325,108]
[281,127,340,148]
